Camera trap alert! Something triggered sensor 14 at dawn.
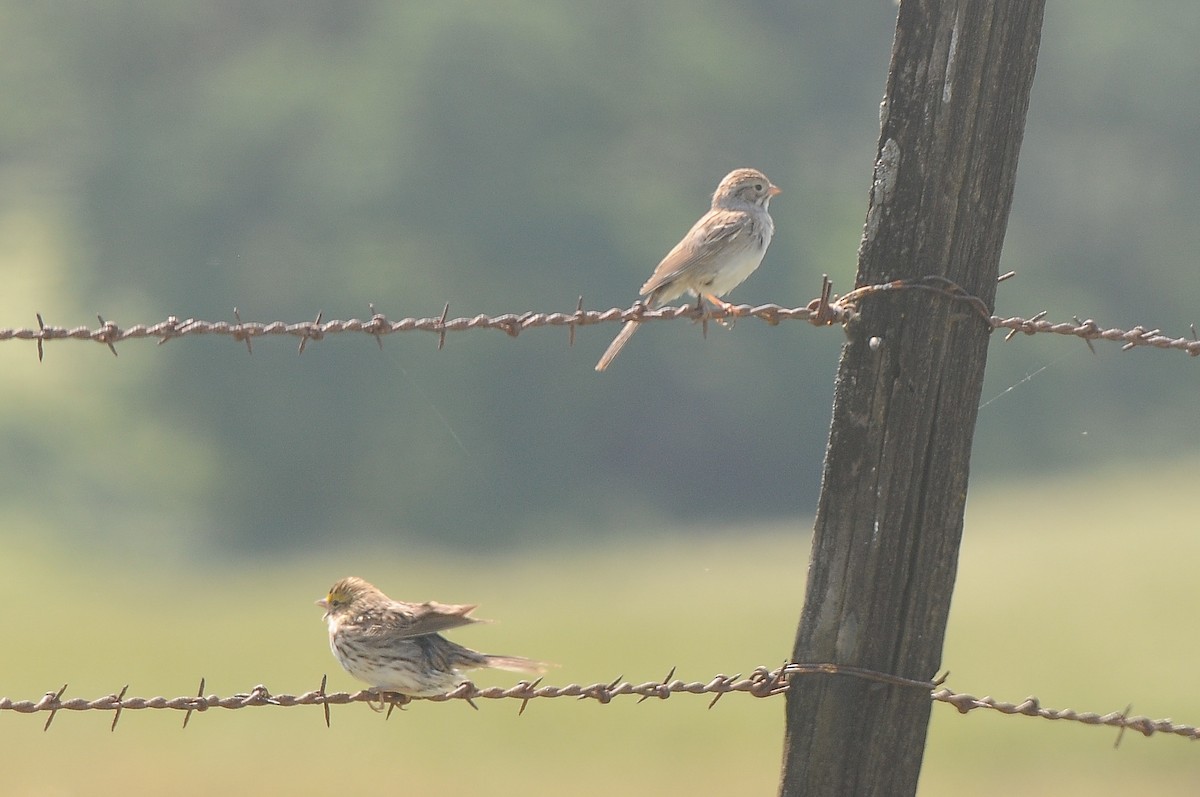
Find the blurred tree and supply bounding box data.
[0,0,1196,554]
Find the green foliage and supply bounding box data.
[0,1,1197,552]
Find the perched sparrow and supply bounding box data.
[595,168,780,371]
[317,576,547,697]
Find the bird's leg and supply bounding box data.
[691,294,712,337]
[704,293,736,328]
[704,293,733,311]
[367,689,411,714]
[383,692,412,718]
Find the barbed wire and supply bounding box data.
[2,663,1196,746]
[2,276,1197,359]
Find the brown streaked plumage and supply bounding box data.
[317,576,547,697]
[595,168,780,372]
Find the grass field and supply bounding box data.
[3,461,1199,795]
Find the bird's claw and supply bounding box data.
[367,690,412,712]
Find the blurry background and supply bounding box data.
[2,1,1198,794]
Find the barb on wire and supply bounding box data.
[41,684,68,732]
[95,314,119,357]
[437,303,450,350]
[3,276,1198,358]
[3,664,1197,745]
[298,311,324,355]
[569,296,584,347]
[833,274,994,324]
[232,308,252,354]
[0,663,913,729]
[34,313,46,361]
[366,304,386,350]
[110,684,129,731]
[930,689,1200,742]
[182,677,205,730]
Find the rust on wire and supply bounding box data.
[805,275,838,326]
[836,274,993,324]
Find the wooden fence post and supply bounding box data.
[779,2,1046,794]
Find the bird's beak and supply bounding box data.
[768,184,782,197]
[316,597,329,609]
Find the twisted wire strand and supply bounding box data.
[2,278,1196,358]
[3,663,1196,743]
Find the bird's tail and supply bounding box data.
[594,320,639,372]
[484,654,552,674]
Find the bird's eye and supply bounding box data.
[755,183,764,191]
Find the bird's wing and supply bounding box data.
[363,601,483,639]
[640,209,749,299]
